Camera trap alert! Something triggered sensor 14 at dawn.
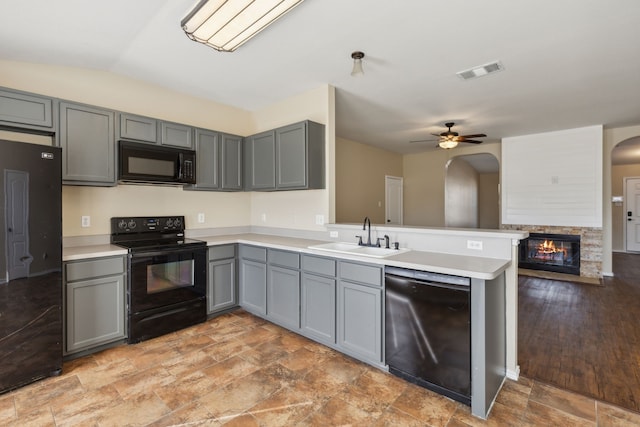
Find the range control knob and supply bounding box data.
[118,220,127,229]
[174,218,182,228]
[166,218,174,228]
[127,220,137,229]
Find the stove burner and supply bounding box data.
[110,216,205,251]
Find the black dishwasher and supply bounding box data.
[385,266,471,405]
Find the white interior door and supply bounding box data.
[625,177,640,252]
[385,176,403,225]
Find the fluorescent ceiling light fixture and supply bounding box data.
[181,0,305,52]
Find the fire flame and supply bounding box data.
[537,240,566,255]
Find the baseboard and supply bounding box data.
[506,366,520,381]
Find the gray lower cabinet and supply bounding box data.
[238,245,267,316]
[244,120,325,191]
[301,273,336,345]
[59,101,116,186]
[0,87,54,131]
[301,254,336,345]
[191,129,242,191]
[64,256,126,354]
[337,261,383,364]
[208,245,237,314]
[266,249,300,330]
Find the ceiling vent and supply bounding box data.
[456,61,504,80]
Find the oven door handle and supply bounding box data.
[130,247,206,259]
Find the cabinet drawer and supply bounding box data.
[239,245,267,262]
[339,261,382,287]
[268,249,299,269]
[302,254,336,277]
[209,244,236,261]
[66,256,125,282]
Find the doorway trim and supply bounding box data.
[385,175,403,225]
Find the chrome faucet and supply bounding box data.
[362,216,372,246]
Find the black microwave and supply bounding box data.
[118,140,196,185]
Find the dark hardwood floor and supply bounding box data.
[518,252,640,413]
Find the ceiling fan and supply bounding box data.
[410,122,487,149]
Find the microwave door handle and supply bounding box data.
[177,153,183,180]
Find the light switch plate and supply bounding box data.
[81,216,90,228]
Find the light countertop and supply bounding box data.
[64,233,510,280]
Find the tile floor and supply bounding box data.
[2,310,640,426]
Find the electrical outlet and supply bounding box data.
[467,240,483,250]
[329,231,339,238]
[197,213,205,223]
[81,216,90,228]
[261,213,267,222]
[315,214,325,225]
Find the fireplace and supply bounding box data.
[519,233,580,275]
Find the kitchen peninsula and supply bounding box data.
[63,225,527,419]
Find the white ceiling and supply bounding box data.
[1,0,640,156]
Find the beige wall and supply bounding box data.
[0,60,334,236]
[402,143,501,227]
[611,163,640,251]
[478,173,500,229]
[445,157,478,228]
[335,137,403,224]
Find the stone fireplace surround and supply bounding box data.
[501,225,603,278]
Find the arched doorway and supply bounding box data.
[445,153,500,229]
[611,136,640,252]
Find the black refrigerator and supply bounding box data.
[0,139,63,393]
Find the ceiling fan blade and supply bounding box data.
[462,140,484,144]
[459,133,487,139]
[409,139,437,143]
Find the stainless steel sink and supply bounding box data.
[308,242,410,258]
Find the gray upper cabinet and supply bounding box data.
[276,121,325,190]
[119,112,194,149]
[244,120,325,191]
[119,113,157,143]
[191,129,242,191]
[0,88,54,131]
[160,121,193,149]
[221,133,243,190]
[59,101,116,186]
[244,130,276,190]
[193,128,220,189]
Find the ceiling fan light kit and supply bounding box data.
[411,122,487,149]
[181,0,305,52]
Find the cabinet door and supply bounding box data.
[119,113,157,143]
[66,274,126,353]
[337,280,382,363]
[244,131,275,190]
[59,102,116,185]
[208,258,236,313]
[301,273,335,344]
[239,258,267,315]
[194,128,220,189]
[276,122,307,189]
[221,133,243,190]
[160,121,193,149]
[0,88,53,129]
[267,265,300,329]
